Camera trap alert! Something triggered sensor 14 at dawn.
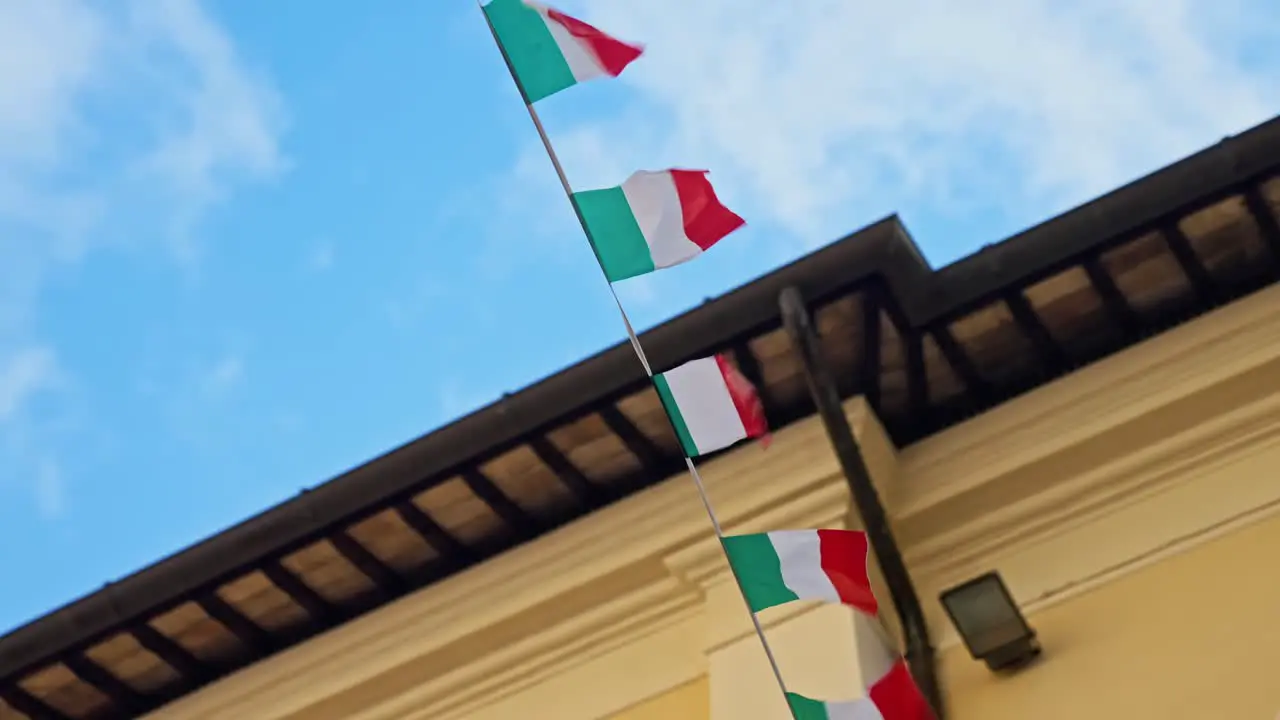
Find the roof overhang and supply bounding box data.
[4,116,1280,719]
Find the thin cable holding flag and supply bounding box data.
[476,1,795,713]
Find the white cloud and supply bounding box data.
[471,144,597,275]
[308,242,336,272]
[34,459,66,519]
[613,275,656,307]
[515,0,1280,249]
[200,354,246,400]
[125,0,288,252]
[0,0,285,516]
[0,347,59,422]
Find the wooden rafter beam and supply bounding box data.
[262,562,332,622]
[330,532,404,595]
[1161,223,1218,305]
[1242,186,1280,273]
[461,469,540,539]
[905,331,928,425]
[1082,256,1142,338]
[930,324,991,403]
[859,289,883,409]
[528,436,605,509]
[132,624,212,683]
[196,593,274,656]
[598,405,669,476]
[393,502,474,562]
[1004,289,1068,374]
[62,655,146,716]
[1,684,72,720]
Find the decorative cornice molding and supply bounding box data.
[662,475,858,654]
[925,425,1280,654]
[661,402,882,594]
[897,285,1280,573]
[375,578,707,720]
[152,404,869,720]
[663,475,854,591]
[906,367,1280,582]
[1016,491,1280,618]
[154,286,1280,720]
[899,283,1280,522]
[404,449,866,718]
[893,286,1280,653]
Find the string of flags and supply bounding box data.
[574,169,747,282]
[725,530,933,719]
[478,1,936,717]
[655,354,770,457]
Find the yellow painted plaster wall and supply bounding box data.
[941,510,1280,719]
[606,679,708,720]
[145,282,1280,720]
[890,281,1280,719]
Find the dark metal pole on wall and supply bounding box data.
[779,286,945,717]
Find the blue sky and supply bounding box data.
[1,0,1278,633]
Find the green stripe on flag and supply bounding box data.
[483,0,576,103]
[654,374,698,456]
[786,693,831,720]
[721,533,801,612]
[572,187,655,281]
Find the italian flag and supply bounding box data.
[573,169,745,282]
[721,529,877,615]
[654,354,767,457]
[786,662,934,720]
[483,0,643,103]
[787,610,934,720]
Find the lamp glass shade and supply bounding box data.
[942,575,1028,657]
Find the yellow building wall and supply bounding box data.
[942,510,1280,719]
[143,282,1280,720]
[607,679,708,720]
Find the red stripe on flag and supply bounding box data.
[714,354,770,446]
[544,8,644,77]
[815,529,878,615]
[669,170,745,251]
[868,660,935,720]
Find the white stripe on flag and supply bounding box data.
[621,171,702,268]
[852,611,898,692]
[663,358,745,452]
[809,614,901,720]
[536,8,602,81]
[827,698,885,720]
[770,531,842,604]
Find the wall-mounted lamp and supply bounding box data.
[939,571,1040,672]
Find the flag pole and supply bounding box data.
[477,3,798,712]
